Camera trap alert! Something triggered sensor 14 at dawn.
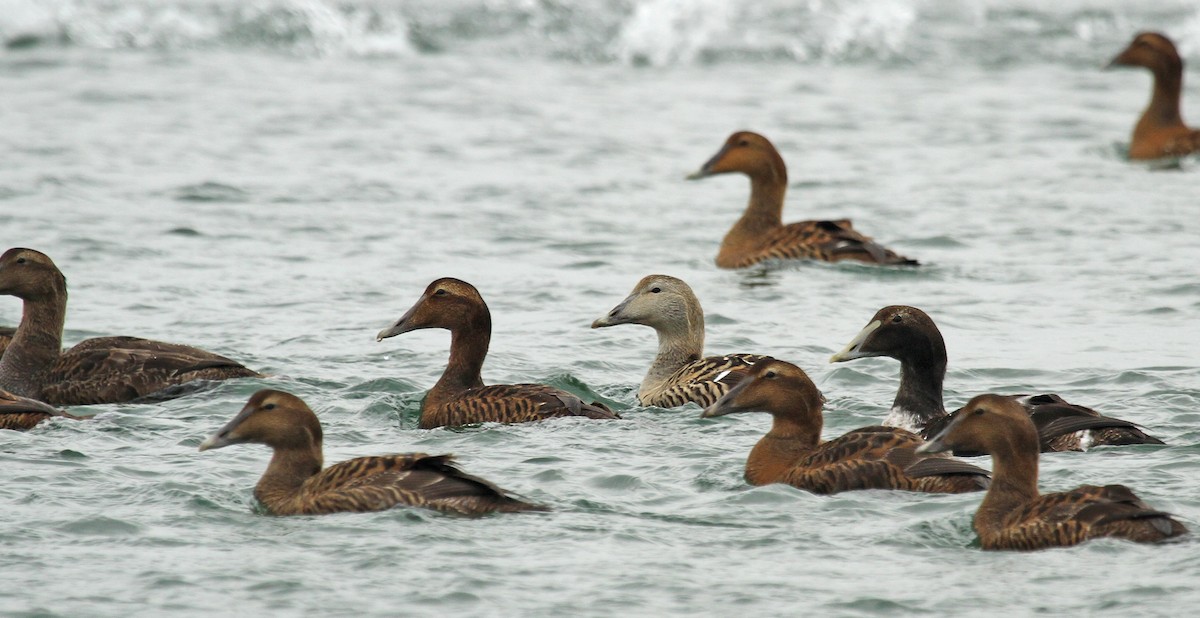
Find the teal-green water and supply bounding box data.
[2,1,1200,616]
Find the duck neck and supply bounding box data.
[1140,62,1186,131]
[744,411,820,486]
[254,445,324,511]
[426,314,490,411]
[731,171,786,236]
[891,353,947,425]
[642,316,705,394]
[0,294,67,397]
[975,436,1040,534]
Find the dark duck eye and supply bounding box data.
[263,403,277,411]
[891,314,903,323]
[650,287,661,294]
[434,289,447,296]
[15,257,26,264]
[764,371,777,379]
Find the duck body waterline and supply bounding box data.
[831,305,1163,453]
[0,248,261,406]
[592,274,771,408]
[688,131,917,269]
[920,395,1186,550]
[379,278,617,429]
[703,359,989,495]
[0,388,84,431]
[200,390,546,516]
[1109,32,1200,160]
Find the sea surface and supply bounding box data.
[2,0,1199,616]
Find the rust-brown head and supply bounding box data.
[830,305,945,366]
[376,277,490,341]
[0,248,67,301]
[702,359,824,420]
[918,394,1039,456]
[591,274,703,336]
[1108,32,1183,76]
[686,131,788,183]
[199,389,324,453]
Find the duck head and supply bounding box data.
[686,131,787,183]
[1108,32,1183,75]
[591,274,702,333]
[918,394,1037,456]
[199,389,323,452]
[0,248,67,301]
[377,277,489,341]
[702,358,824,420]
[830,305,944,365]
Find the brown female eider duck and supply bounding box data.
[377,278,618,429]
[0,248,261,406]
[1109,32,1200,160]
[591,274,770,408]
[686,131,917,269]
[0,388,85,431]
[830,306,1163,452]
[199,390,544,516]
[702,359,989,495]
[919,394,1186,550]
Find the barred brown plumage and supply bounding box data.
[920,394,1187,550]
[0,248,262,406]
[591,274,771,408]
[702,359,989,495]
[831,305,1164,452]
[199,390,547,516]
[377,278,619,428]
[685,132,917,269]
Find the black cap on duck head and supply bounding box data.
[702,359,824,419]
[591,274,701,332]
[1108,32,1183,73]
[376,277,488,341]
[918,394,1037,456]
[830,305,944,365]
[686,131,787,183]
[199,389,323,452]
[0,248,67,301]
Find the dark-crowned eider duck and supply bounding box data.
[0,388,85,431]
[1109,32,1200,160]
[377,278,619,429]
[686,131,917,269]
[591,274,770,408]
[199,390,545,516]
[919,394,1187,550]
[0,248,262,405]
[702,359,989,495]
[830,306,1163,452]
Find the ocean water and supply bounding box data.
[2,0,1200,615]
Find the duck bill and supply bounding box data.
[829,320,882,363]
[198,402,255,452]
[591,295,635,328]
[1106,47,1135,69]
[701,378,754,418]
[376,297,425,341]
[685,144,732,180]
[916,414,963,454]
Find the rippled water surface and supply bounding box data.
[3,1,1200,616]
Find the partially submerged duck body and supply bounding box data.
[920,394,1186,550]
[377,278,618,429]
[687,131,917,269]
[1109,32,1200,160]
[702,359,989,495]
[830,305,1162,452]
[591,274,770,408]
[0,388,84,431]
[200,390,544,516]
[0,248,261,406]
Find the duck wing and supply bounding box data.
[1018,394,1164,450]
[39,340,260,405]
[987,485,1186,550]
[644,354,772,408]
[302,454,545,515]
[424,384,619,428]
[759,220,918,266]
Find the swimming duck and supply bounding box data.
[686,131,917,269]
[702,359,989,494]
[0,248,262,406]
[377,278,619,429]
[1109,32,1200,160]
[591,274,771,408]
[0,388,84,431]
[919,394,1186,550]
[199,389,545,516]
[830,306,1163,452]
